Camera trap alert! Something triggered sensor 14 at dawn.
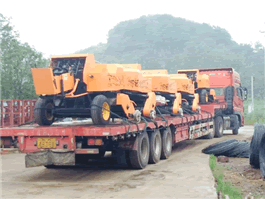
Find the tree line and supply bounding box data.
[1,14,264,100]
[77,14,265,99]
[0,14,48,99]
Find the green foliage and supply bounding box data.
[0,13,48,99]
[209,155,242,199]
[209,154,217,171]
[76,14,265,98]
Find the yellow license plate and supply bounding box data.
[37,138,56,149]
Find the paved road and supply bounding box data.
[0,126,254,199]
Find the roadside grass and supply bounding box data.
[254,195,265,199]
[209,155,242,199]
[244,99,265,125]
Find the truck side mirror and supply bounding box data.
[242,87,248,101]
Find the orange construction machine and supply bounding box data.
[31,54,156,126]
[142,70,183,116]
[142,70,201,115]
[177,69,216,104]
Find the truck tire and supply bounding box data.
[231,115,240,135]
[91,95,111,125]
[199,89,208,104]
[161,127,172,159]
[129,131,150,169]
[250,124,265,168]
[233,128,239,135]
[214,116,224,138]
[149,129,162,164]
[34,98,55,126]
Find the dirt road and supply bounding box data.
[0,126,254,199]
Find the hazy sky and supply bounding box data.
[1,0,264,58]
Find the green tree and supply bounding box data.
[0,14,48,99]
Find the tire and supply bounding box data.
[91,95,111,125]
[250,124,265,168]
[129,131,150,169]
[214,116,224,138]
[161,127,172,159]
[202,139,237,156]
[231,115,240,135]
[233,128,239,135]
[259,133,265,177]
[34,98,55,126]
[199,89,208,104]
[149,129,162,164]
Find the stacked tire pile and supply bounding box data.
[250,123,265,178]
[202,139,250,158]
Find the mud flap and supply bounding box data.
[25,150,75,168]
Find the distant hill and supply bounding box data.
[76,14,264,98]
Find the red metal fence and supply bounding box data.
[0,99,37,128]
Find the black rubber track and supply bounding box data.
[250,124,265,168]
[259,131,265,177]
[202,139,250,158]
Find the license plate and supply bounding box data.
[37,138,56,149]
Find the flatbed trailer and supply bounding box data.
[0,67,248,169]
[0,103,229,169]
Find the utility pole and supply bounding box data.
[251,75,254,111]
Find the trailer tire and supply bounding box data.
[91,95,111,125]
[199,89,208,104]
[161,127,172,159]
[149,129,162,164]
[214,116,224,138]
[129,131,150,169]
[34,98,55,126]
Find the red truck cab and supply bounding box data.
[199,68,248,135]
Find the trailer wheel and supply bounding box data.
[34,98,55,126]
[91,95,111,125]
[129,131,150,169]
[199,89,208,104]
[161,127,172,159]
[214,116,224,138]
[149,129,162,164]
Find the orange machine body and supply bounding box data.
[177,69,210,89]
[31,54,156,124]
[142,69,168,75]
[31,68,75,95]
[170,74,194,94]
[143,74,177,93]
[32,54,152,95]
